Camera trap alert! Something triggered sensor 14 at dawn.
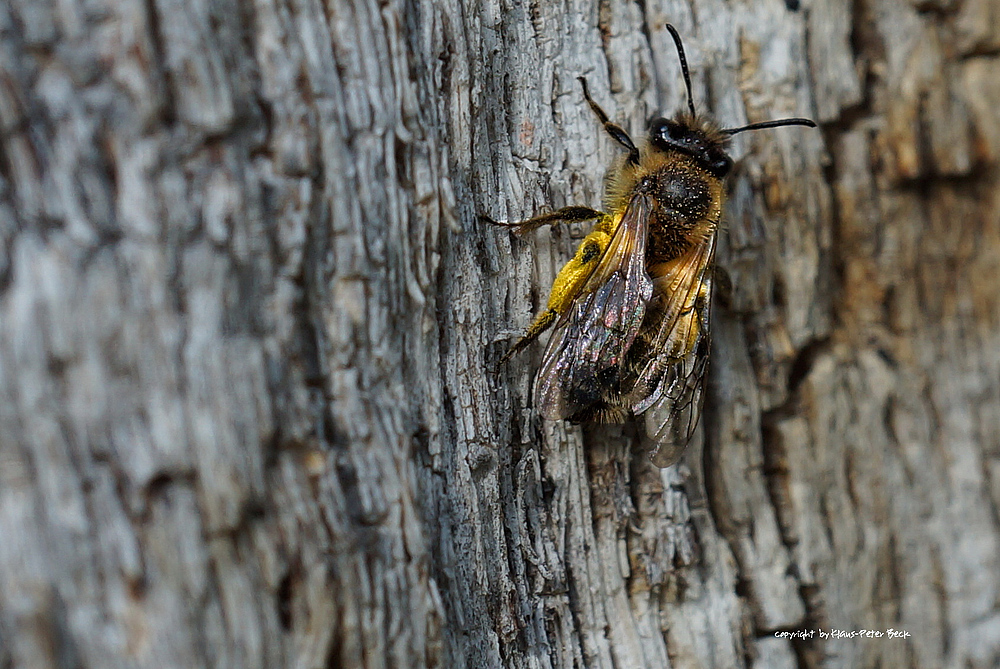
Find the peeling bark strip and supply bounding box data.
[0,1,997,668]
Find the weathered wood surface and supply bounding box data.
[0,0,998,668]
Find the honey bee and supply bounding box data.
[487,25,816,466]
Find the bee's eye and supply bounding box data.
[649,118,671,140]
[650,119,687,148]
[707,150,733,177]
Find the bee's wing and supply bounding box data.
[534,194,655,420]
[627,231,717,467]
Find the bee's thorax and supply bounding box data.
[640,157,722,263]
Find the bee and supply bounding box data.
[487,25,816,466]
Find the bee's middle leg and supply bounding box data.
[480,206,604,235]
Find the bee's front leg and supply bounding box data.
[578,77,640,166]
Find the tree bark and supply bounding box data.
[1,0,998,668]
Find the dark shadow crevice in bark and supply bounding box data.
[143,0,178,127]
[758,415,829,669]
[786,337,832,395]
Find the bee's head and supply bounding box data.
[649,117,733,178]
[654,24,816,179]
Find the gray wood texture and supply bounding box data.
[1,0,998,667]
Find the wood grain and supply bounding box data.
[0,0,997,667]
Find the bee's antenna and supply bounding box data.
[665,24,697,119]
[723,118,817,135]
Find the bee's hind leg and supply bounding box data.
[498,308,558,365]
[497,226,612,364]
